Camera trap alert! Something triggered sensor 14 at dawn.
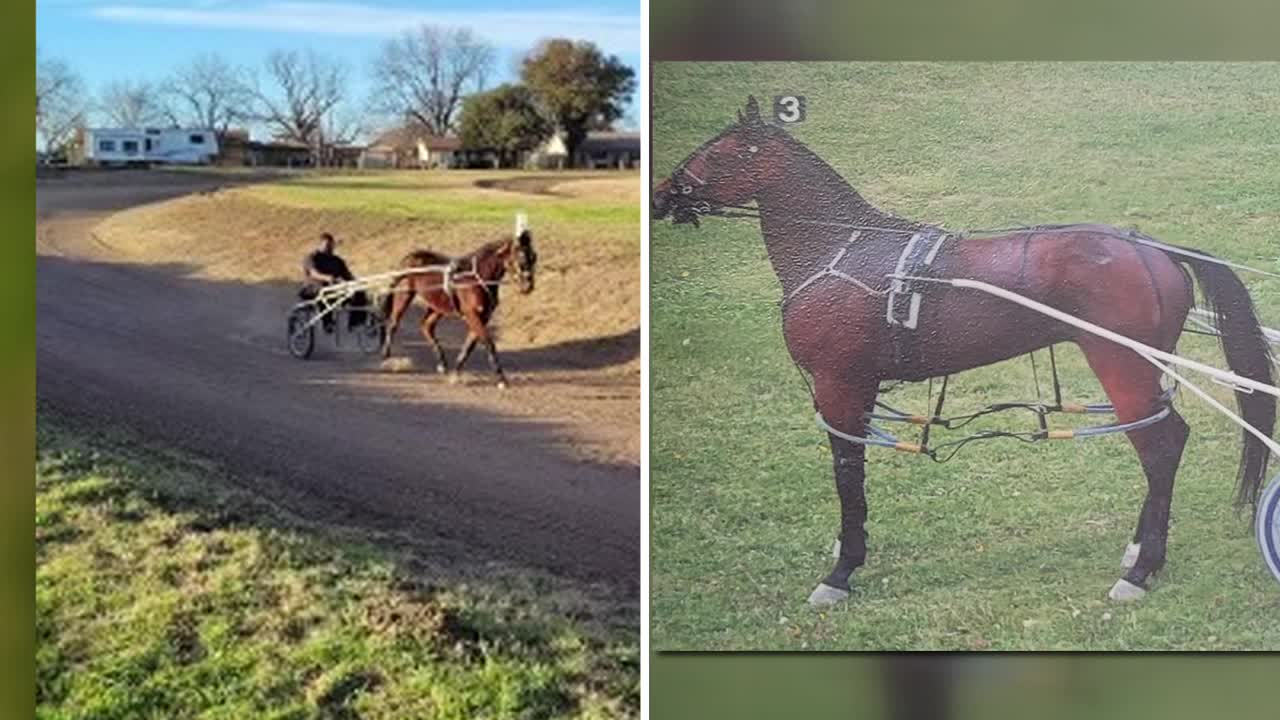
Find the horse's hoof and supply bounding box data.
[435,363,447,375]
[448,372,461,385]
[831,538,841,560]
[497,380,509,390]
[807,583,850,607]
[1120,543,1142,570]
[1108,578,1147,602]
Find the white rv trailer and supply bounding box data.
[81,127,219,166]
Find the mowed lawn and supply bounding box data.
[650,63,1280,650]
[36,412,638,719]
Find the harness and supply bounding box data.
[887,231,948,330]
[769,220,1179,462]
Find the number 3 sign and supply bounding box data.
[774,95,806,123]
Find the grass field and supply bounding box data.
[36,411,638,719]
[652,655,1276,720]
[650,63,1280,650]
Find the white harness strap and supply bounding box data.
[887,233,922,329]
[783,231,880,304]
[682,167,706,186]
[887,232,948,330]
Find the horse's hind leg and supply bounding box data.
[382,285,413,359]
[419,311,448,373]
[808,372,879,607]
[1077,338,1190,601]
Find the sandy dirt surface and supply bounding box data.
[37,169,639,593]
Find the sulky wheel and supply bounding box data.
[1259,473,1280,586]
[356,315,386,355]
[286,306,316,359]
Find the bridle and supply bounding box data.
[503,235,536,291]
[664,120,772,224]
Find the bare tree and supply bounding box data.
[253,49,351,165]
[317,106,366,166]
[98,79,167,128]
[370,25,495,135]
[36,50,88,154]
[161,53,254,133]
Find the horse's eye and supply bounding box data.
[681,185,693,194]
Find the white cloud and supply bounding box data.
[90,2,640,53]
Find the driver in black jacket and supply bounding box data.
[301,232,364,332]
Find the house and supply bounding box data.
[573,131,640,169]
[70,127,220,166]
[216,129,251,166]
[245,139,313,168]
[526,133,569,170]
[325,144,365,168]
[360,126,462,169]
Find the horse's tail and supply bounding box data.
[1176,247,1276,509]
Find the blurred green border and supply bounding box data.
[650,1,1280,717]
[5,2,35,717]
[652,0,1280,60]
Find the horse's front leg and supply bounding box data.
[419,311,448,374]
[458,310,507,388]
[483,338,508,389]
[450,334,478,384]
[808,373,879,607]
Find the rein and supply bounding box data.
[690,204,1280,280]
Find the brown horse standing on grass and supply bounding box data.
[380,230,537,388]
[653,97,1275,606]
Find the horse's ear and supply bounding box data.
[744,96,761,123]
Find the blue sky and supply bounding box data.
[36,0,641,138]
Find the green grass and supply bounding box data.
[652,655,1277,720]
[238,171,639,227]
[650,62,1280,650]
[36,412,638,718]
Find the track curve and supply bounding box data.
[37,171,639,592]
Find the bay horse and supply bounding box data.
[653,96,1275,605]
[380,230,537,388]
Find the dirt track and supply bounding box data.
[37,170,639,592]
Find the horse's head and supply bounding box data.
[505,229,537,293]
[653,95,784,226]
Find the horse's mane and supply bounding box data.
[764,124,925,231]
[400,233,526,268]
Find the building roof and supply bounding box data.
[369,125,460,152]
[247,139,311,152]
[422,135,461,151]
[578,131,640,153]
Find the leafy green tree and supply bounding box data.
[459,84,551,167]
[520,39,635,166]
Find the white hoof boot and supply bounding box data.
[807,583,850,607]
[831,538,841,560]
[1120,543,1142,570]
[1108,578,1147,602]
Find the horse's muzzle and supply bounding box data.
[652,185,704,227]
[652,187,673,220]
